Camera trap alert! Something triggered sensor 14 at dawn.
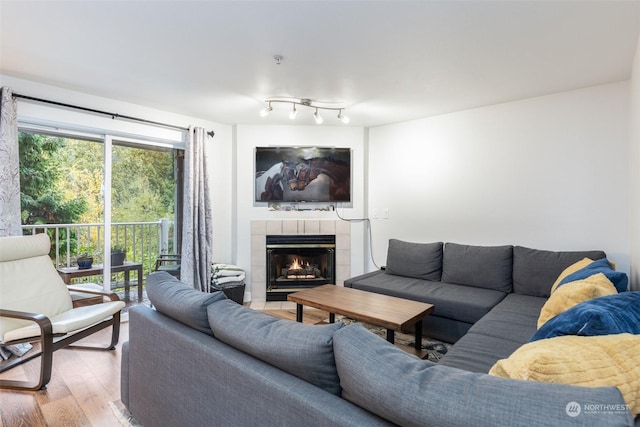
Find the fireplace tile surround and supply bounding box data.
[250,220,351,302]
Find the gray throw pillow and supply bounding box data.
[385,239,443,280]
[512,246,606,297]
[146,271,226,336]
[441,243,513,292]
[332,324,631,427]
[207,299,343,396]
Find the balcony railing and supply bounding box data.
[22,219,176,280]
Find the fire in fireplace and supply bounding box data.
[266,235,336,301]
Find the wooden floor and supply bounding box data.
[0,306,327,427]
[0,323,129,427]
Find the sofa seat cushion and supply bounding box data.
[385,239,443,280]
[439,294,546,373]
[207,299,343,396]
[146,271,227,336]
[490,333,640,416]
[347,270,506,324]
[333,324,632,427]
[441,243,513,292]
[512,246,606,297]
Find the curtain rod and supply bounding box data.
[12,93,215,137]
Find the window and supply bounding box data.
[19,130,183,294]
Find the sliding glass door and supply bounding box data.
[19,129,182,301]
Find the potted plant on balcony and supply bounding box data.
[110,245,126,266]
[76,246,95,270]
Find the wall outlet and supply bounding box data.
[383,208,389,219]
[372,208,379,219]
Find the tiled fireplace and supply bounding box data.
[250,220,351,302]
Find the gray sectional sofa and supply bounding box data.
[345,240,606,345]
[121,271,636,426]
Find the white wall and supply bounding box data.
[630,34,640,291]
[1,74,235,264]
[235,125,367,300]
[5,73,635,294]
[368,82,631,278]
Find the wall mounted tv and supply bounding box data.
[255,146,351,203]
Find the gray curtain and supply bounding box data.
[0,87,22,237]
[181,127,213,291]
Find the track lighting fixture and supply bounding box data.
[337,109,350,124]
[260,102,273,117]
[259,97,349,124]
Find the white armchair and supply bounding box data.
[0,234,125,391]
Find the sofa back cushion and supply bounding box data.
[512,246,606,297]
[146,271,226,336]
[441,243,513,292]
[333,323,632,426]
[207,299,343,396]
[385,239,443,281]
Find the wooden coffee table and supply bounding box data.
[288,284,434,357]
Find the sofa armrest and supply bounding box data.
[120,341,130,409]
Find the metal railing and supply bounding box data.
[22,219,176,279]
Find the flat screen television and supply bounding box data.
[255,146,351,202]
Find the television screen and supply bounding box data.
[255,146,351,202]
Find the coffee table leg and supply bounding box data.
[386,329,395,344]
[329,313,335,323]
[414,321,423,350]
[296,304,303,322]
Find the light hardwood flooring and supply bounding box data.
[0,303,327,427]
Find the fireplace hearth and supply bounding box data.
[266,235,336,301]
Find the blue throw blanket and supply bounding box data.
[531,291,640,342]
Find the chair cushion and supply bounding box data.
[2,301,125,342]
[0,233,51,262]
[0,234,74,338]
[385,239,443,281]
[146,271,226,336]
[441,243,513,292]
[207,299,343,396]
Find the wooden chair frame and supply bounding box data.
[0,286,122,391]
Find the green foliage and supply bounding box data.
[19,133,88,226]
[76,245,95,257]
[111,144,175,222]
[19,132,177,270]
[111,245,126,254]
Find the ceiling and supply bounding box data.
[1,0,639,127]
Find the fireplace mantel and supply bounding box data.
[250,220,351,302]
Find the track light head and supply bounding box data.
[289,103,297,120]
[337,110,350,124]
[313,108,323,124]
[260,102,273,117]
